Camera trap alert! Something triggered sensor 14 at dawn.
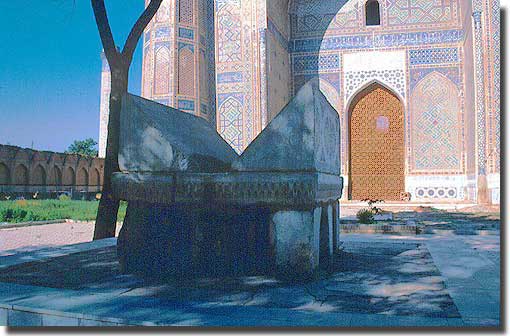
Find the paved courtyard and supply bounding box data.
[0,208,501,328]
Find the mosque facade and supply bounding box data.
[99,0,500,204]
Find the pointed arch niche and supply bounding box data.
[178,46,195,96]
[411,71,462,172]
[348,83,405,200]
[154,46,171,95]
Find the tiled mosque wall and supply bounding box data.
[98,0,500,203]
[288,0,470,201]
[214,0,268,153]
[141,0,216,123]
[462,0,477,200]
[266,0,292,122]
[484,0,501,204]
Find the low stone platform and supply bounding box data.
[0,232,500,328]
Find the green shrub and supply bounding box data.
[0,208,29,223]
[356,208,375,224]
[58,194,71,201]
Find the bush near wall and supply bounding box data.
[0,200,127,223]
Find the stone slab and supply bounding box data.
[8,310,43,327]
[0,308,7,326]
[0,238,117,269]
[233,79,340,175]
[340,223,418,235]
[119,94,238,173]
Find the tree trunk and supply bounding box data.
[94,65,128,240]
[90,0,163,240]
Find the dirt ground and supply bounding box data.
[0,221,122,255]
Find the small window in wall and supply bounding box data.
[376,116,389,132]
[365,0,381,26]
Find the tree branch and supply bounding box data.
[122,0,163,64]
[91,0,119,66]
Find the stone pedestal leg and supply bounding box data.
[270,208,321,278]
[332,201,340,252]
[327,204,334,256]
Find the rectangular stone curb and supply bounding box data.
[0,220,66,230]
[340,223,417,235]
[11,304,86,320]
[4,305,145,327]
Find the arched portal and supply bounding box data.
[64,167,75,186]
[52,166,62,186]
[77,168,89,186]
[348,83,405,201]
[32,165,47,185]
[91,168,101,188]
[14,165,29,185]
[154,47,171,95]
[0,163,10,185]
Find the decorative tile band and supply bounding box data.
[178,27,195,40]
[178,99,195,111]
[217,72,243,84]
[409,48,459,65]
[291,29,464,53]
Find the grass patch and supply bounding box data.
[0,200,127,223]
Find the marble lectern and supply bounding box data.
[113,80,343,279]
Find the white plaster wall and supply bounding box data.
[343,50,406,72]
[487,173,500,204]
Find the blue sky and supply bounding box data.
[0,1,145,152]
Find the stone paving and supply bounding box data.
[0,221,122,256]
[0,209,500,328]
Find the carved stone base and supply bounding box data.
[118,201,339,279]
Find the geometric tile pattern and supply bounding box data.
[154,46,171,95]
[411,72,461,171]
[290,0,459,38]
[217,1,242,63]
[179,0,194,24]
[139,0,216,122]
[415,186,458,199]
[490,0,500,173]
[344,69,406,103]
[409,67,460,90]
[473,10,487,176]
[178,47,195,97]
[409,48,459,65]
[293,54,340,73]
[387,0,458,26]
[156,0,171,22]
[218,96,243,153]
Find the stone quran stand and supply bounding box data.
[113,80,343,279]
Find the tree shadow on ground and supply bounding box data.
[0,241,461,319]
[395,209,500,234]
